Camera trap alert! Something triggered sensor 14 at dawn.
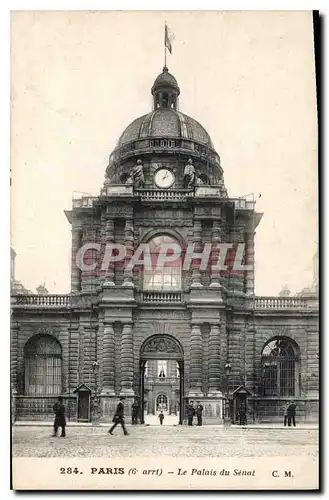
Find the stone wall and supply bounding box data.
[11,297,319,423]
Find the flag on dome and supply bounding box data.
[165,23,174,54]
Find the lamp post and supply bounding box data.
[91,361,100,425]
[224,362,231,425]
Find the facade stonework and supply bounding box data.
[11,67,319,424]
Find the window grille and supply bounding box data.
[24,335,62,395]
[261,337,299,397]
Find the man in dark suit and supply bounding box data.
[187,401,195,426]
[131,399,139,425]
[108,397,129,436]
[196,402,204,426]
[52,396,66,437]
[287,400,297,427]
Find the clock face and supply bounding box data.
[154,168,175,188]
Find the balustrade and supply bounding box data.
[255,296,308,309]
[14,295,71,306]
[136,189,193,201]
[12,293,311,310]
[141,291,182,303]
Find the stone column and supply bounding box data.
[191,220,203,287]
[210,219,222,288]
[80,228,95,292]
[71,227,82,292]
[120,323,135,396]
[68,326,79,391]
[10,323,19,393]
[102,322,116,395]
[220,313,228,387]
[228,229,244,295]
[235,227,246,295]
[208,324,222,394]
[104,218,115,286]
[244,230,255,296]
[189,323,203,396]
[123,217,134,286]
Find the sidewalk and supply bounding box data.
[13,421,318,429]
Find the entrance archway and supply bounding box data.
[156,394,168,413]
[139,334,184,425]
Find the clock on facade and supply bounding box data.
[154,168,175,188]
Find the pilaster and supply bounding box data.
[208,324,222,395]
[188,323,203,396]
[123,217,134,287]
[210,219,222,290]
[120,323,135,396]
[191,219,203,287]
[104,217,115,286]
[102,322,116,395]
[71,227,82,292]
[244,230,255,296]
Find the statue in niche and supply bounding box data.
[125,159,145,188]
[183,158,196,188]
[159,368,166,378]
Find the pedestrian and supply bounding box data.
[187,401,195,426]
[283,401,290,426]
[158,411,164,425]
[108,397,129,436]
[287,400,296,427]
[196,401,204,426]
[52,396,66,437]
[131,399,139,425]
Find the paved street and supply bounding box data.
[12,425,318,459]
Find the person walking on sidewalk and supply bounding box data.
[158,411,164,425]
[108,397,129,436]
[52,396,66,437]
[287,400,297,427]
[283,401,290,426]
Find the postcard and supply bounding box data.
[11,10,319,491]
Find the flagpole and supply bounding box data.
[164,22,167,67]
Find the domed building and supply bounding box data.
[11,66,319,424]
[104,66,225,193]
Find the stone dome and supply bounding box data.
[151,66,180,93]
[115,66,214,149]
[117,109,213,148]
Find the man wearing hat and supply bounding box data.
[52,396,66,437]
[108,396,129,436]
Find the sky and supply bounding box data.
[10,10,318,296]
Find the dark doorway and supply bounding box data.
[139,335,184,425]
[73,384,92,422]
[77,391,90,422]
[232,385,252,425]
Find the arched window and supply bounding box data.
[156,394,168,412]
[143,235,182,291]
[261,337,299,397]
[24,334,62,395]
